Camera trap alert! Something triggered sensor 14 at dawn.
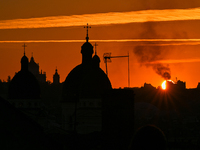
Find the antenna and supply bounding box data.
[103,52,130,87]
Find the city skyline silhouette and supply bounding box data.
[1,1,200,88]
[2,1,200,149]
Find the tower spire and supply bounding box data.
[22,43,27,55]
[94,43,98,55]
[84,23,91,42]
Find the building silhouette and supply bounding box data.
[29,54,46,83]
[0,96,59,150]
[7,50,54,130]
[62,25,112,133]
[53,68,60,84]
[8,52,41,100]
[4,26,200,150]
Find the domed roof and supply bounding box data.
[81,42,94,55]
[92,55,100,64]
[21,55,28,64]
[62,63,112,101]
[62,64,85,101]
[8,53,40,99]
[62,25,112,101]
[8,70,40,99]
[79,68,112,98]
[21,54,29,71]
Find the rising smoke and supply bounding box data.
[133,22,171,80]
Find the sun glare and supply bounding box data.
[161,80,167,90]
[161,80,175,90]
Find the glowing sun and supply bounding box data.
[161,80,175,90]
[161,80,167,90]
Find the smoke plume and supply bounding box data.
[133,22,171,80]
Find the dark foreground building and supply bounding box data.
[0,96,60,150]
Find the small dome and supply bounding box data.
[92,55,100,68]
[81,42,94,55]
[92,55,100,63]
[21,55,28,65]
[21,54,29,71]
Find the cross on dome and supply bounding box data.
[84,23,91,42]
[94,43,98,55]
[22,43,27,55]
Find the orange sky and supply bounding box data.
[1,0,200,88]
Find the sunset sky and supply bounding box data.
[1,0,200,88]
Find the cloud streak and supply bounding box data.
[1,39,200,47]
[1,7,200,29]
[1,39,200,42]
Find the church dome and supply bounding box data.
[92,55,100,63]
[8,71,40,99]
[92,54,100,68]
[62,64,85,101]
[62,24,112,102]
[8,54,40,99]
[21,54,29,71]
[79,68,112,99]
[21,55,28,64]
[81,42,94,55]
[62,64,112,101]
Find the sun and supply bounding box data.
[161,80,167,90]
[161,80,174,90]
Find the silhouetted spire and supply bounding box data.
[21,44,29,71]
[53,67,60,84]
[81,24,93,64]
[94,43,98,55]
[55,66,58,73]
[84,23,91,42]
[92,43,100,68]
[30,52,35,62]
[22,43,27,56]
